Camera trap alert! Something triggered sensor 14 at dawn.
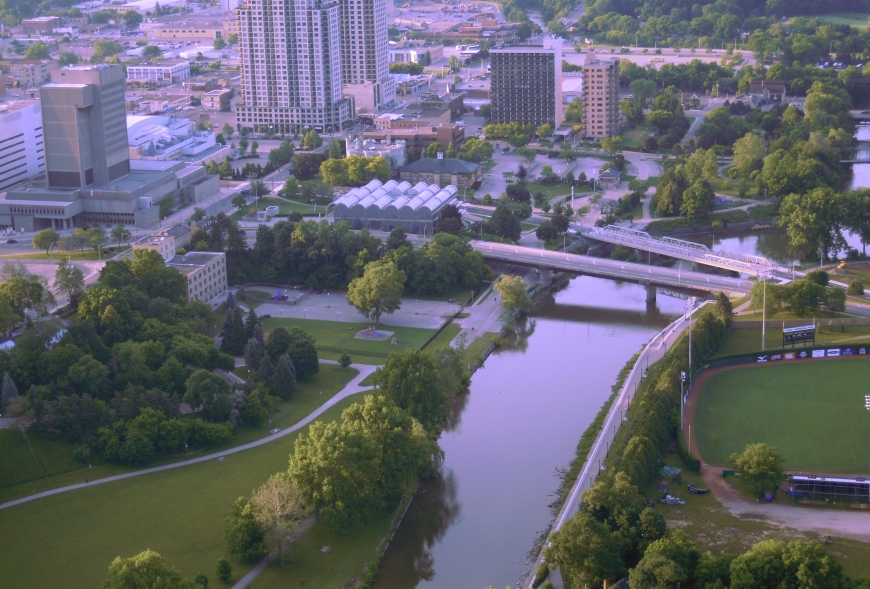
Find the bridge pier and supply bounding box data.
[645,283,657,303]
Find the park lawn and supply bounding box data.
[250,506,396,589]
[465,332,497,364]
[693,360,870,472]
[1,249,115,261]
[619,121,655,151]
[0,394,381,589]
[0,365,357,504]
[710,174,761,199]
[421,323,461,351]
[708,325,870,359]
[815,13,870,29]
[261,317,438,359]
[411,280,489,304]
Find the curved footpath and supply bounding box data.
[0,361,378,512]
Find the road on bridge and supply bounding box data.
[471,241,751,295]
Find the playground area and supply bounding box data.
[354,326,394,342]
[688,358,870,475]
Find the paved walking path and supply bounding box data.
[0,361,378,512]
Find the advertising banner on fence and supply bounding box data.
[812,349,825,358]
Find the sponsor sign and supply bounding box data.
[756,354,768,363]
[860,347,868,355]
[843,348,854,356]
[783,325,817,333]
[827,349,840,357]
[812,349,825,358]
[798,350,810,358]
[770,353,783,361]
[784,352,795,360]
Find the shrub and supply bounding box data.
[532,562,549,587]
[848,279,865,295]
[677,434,701,472]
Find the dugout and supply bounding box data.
[788,474,870,502]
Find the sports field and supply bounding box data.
[693,359,870,473]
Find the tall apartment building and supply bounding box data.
[235,0,352,133]
[339,0,395,112]
[0,102,45,193]
[42,64,130,188]
[490,39,562,128]
[580,55,621,139]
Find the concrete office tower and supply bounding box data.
[490,38,562,128]
[0,102,46,193]
[339,0,395,112]
[41,64,130,188]
[236,0,352,132]
[581,55,621,139]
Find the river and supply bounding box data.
[372,276,685,589]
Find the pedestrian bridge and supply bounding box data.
[583,225,776,275]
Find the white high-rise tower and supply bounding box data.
[339,0,395,113]
[236,0,352,132]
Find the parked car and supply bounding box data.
[6,239,17,244]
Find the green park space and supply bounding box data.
[261,317,439,363]
[646,209,751,232]
[708,324,870,360]
[693,361,870,472]
[618,121,655,151]
[0,364,357,504]
[815,13,870,29]
[230,197,318,222]
[0,249,122,261]
[0,393,384,589]
[420,323,461,351]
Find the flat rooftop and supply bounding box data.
[166,251,224,274]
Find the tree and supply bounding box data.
[493,275,534,316]
[600,136,622,156]
[54,263,85,301]
[648,110,676,134]
[535,221,560,242]
[221,307,247,356]
[250,140,258,156]
[59,52,80,66]
[843,189,870,255]
[87,227,107,255]
[215,559,232,584]
[545,512,626,588]
[110,225,131,246]
[184,369,231,415]
[123,10,143,29]
[515,147,536,163]
[629,553,686,589]
[224,497,266,562]
[339,352,352,368]
[302,130,323,150]
[32,228,59,258]
[565,100,583,122]
[287,419,381,531]
[778,187,843,262]
[1,374,19,411]
[346,260,406,327]
[214,37,227,50]
[536,123,553,138]
[250,474,310,563]
[680,180,715,219]
[729,443,785,496]
[222,123,234,140]
[373,349,448,433]
[733,132,765,174]
[129,249,187,302]
[244,337,264,371]
[485,202,522,242]
[100,550,196,589]
[271,354,297,400]
[24,41,50,60]
[194,573,209,587]
[629,79,657,107]
[142,45,162,58]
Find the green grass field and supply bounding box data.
[694,360,870,473]
[815,13,870,29]
[0,393,385,589]
[261,317,438,363]
[0,365,356,504]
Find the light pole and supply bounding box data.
[686,296,697,383]
[680,371,686,430]
[759,269,772,351]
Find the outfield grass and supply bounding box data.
[0,393,381,589]
[0,365,356,504]
[694,360,870,472]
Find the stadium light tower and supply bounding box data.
[686,296,697,383]
[759,269,773,351]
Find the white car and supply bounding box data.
[270,428,281,434]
